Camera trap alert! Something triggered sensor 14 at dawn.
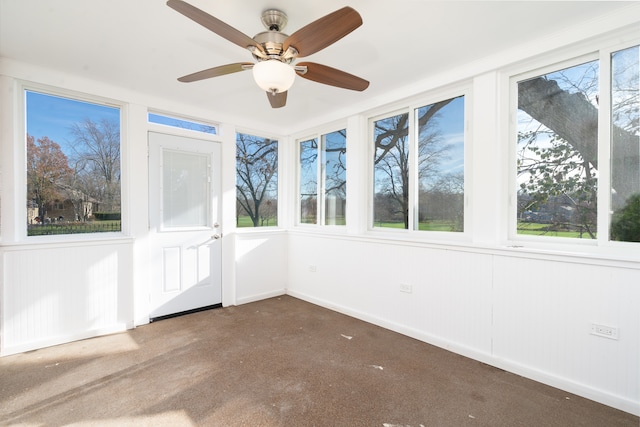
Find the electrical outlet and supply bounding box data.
[308,265,317,273]
[400,283,412,293]
[590,323,619,340]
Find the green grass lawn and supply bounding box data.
[236,216,278,227]
[419,221,460,232]
[238,215,347,227]
[374,220,461,231]
[374,221,405,229]
[517,222,595,238]
[236,216,255,227]
[237,216,594,238]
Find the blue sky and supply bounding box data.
[433,96,465,175]
[26,91,218,157]
[148,113,217,134]
[26,91,119,154]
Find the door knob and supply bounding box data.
[212,233,221,239]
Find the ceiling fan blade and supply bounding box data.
[296,62,369,91]
[178,62,253,82]
[267,91,287,108]
[284,7,362,58]
[167,0,262,53]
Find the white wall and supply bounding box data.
[234,231,288,305]
[1,240,134,355]
[492,255,639,411]
[286,235,640,415]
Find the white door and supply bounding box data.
[148,132,222,319]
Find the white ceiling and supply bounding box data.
[1,0,637,133]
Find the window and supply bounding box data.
[236,132,278,227]
[162,150,210,228]
[514,43,640,243]
[299,129,347,226]
[148,112,217,135]
[416,97,465,231]
[610,45,640,242]
[26,90,121,236]
[516,60,599,239]
[373,95,466,232]
[299,138,318,224]
[373,112,409,228]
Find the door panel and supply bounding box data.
[148,132,222,319]
[163,247,181,292]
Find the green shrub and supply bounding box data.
[611,194,640,242]
[93,212,121,221]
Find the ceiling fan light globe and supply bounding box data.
[252,60,295,93]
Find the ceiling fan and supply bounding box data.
[166,0,369,108]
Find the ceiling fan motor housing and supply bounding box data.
[252,30,291,61]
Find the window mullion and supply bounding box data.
[319,135,326,226]
[597,49,613,245]
[408,107,418,231]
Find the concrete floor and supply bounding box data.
[1,296,637,426]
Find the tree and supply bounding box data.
[374,113,409,226]
[236,133,278,227]
[68,118,121,213]
[325,130,347,199]
[518,54,638,208]
[26,135,73,223]
[517,126,598,238]
[420,172,464,230]
[610,47,640,213]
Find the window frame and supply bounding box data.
[295,126,348,228]
[509,52,599,246]
[234,129,281,229]
[507,38,640,250]
[367,85,471,241]
[17,81,128,243]
[297,135,320,226]
[147,110,219,136]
